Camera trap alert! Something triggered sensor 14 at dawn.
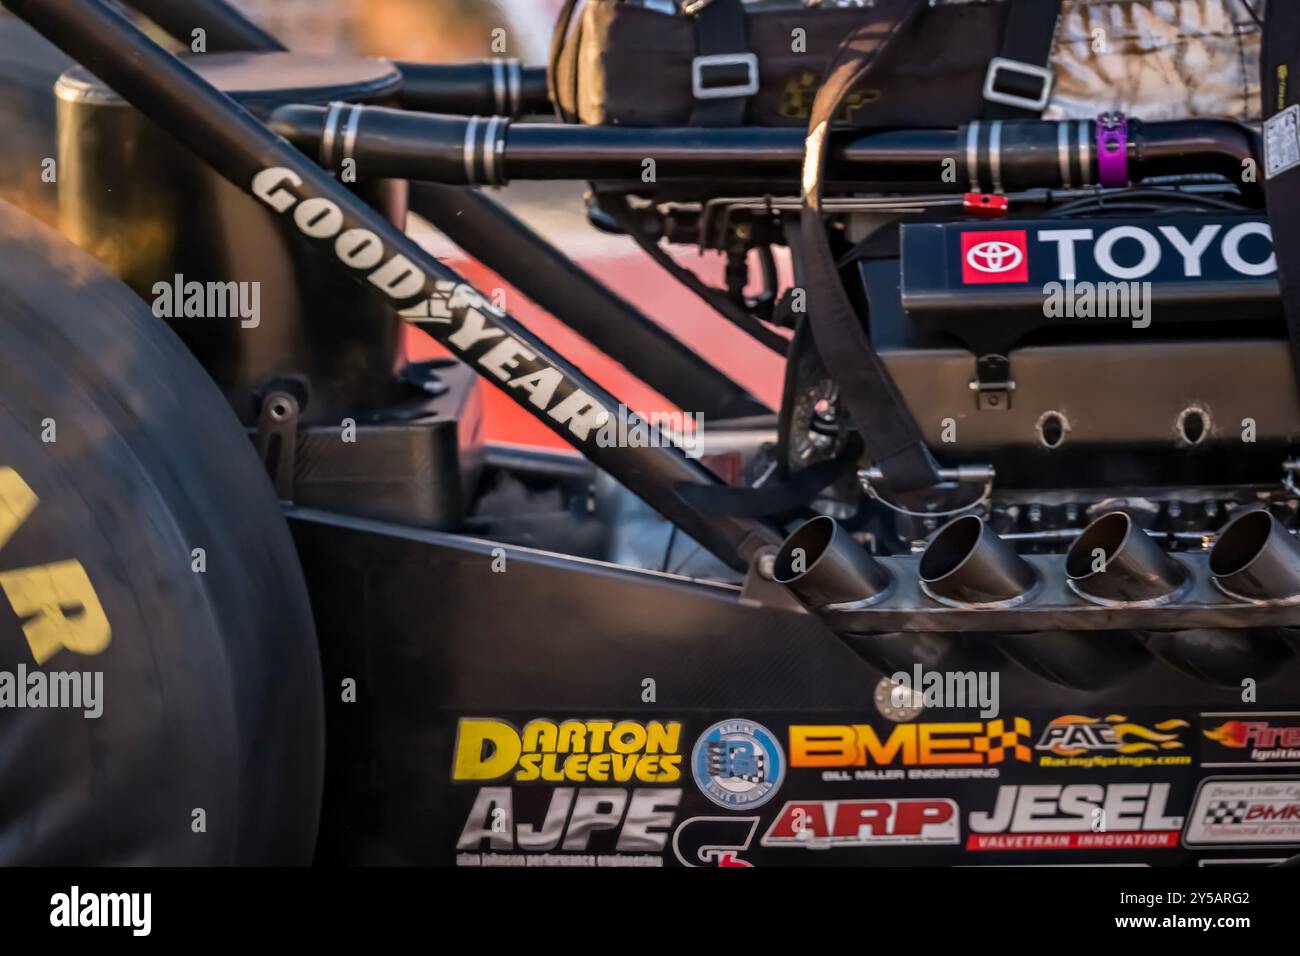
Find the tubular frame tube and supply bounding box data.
[267,105,1262,194]
[7,0,784,570]
[407,183,769,420]
[129,2,554,119]
[395,60,549,118]
[127,0,284,52]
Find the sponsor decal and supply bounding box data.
[671,816,760,867]
[251,168,614,447]
[451,718,683,784]
[961,230,1029,284]
[789,719,1031,781]
[953,220,1276,285]
[691,719,785,810]
[1035,715,1191,768]
[1183,776,1300,848]
[1264,103,1300,179]
[762,799,960,848]
[967,784,1183,851]
[1034,223,1275,280]
[1201,712,1300,767]
[456,786,681,866]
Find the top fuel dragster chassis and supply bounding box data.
[5,0,1300,866]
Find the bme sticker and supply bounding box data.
[961,230,1029,284]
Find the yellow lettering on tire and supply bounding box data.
[0,466,111,663]
[0,467,38,550]
[0,560,110,664]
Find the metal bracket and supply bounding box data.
[982,56,1053,113]
[739,546,810,613]
[254,390,301,503]
[692,53,759,100]
[970,354,1014,411]
[858,465,995,521]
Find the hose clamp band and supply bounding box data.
[506,58,522,117]
[463,115,510,186]
[320,101,344,171]
[1096,111,1129,188]
[321,102,363,175]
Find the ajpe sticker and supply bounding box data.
[1264,104,1300,179]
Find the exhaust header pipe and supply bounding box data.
[773,516,891,609]
[1210,509,1300,603]
[1066,512,1188,606]
[776,517,965,676]
[919,515,1036,608]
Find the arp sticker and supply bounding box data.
[763,798,960,848]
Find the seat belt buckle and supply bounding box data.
[692,53,759,100]
[982,57,1053,113]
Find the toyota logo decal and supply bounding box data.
[966,240,1024,274]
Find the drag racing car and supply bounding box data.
[0,0,1298,868]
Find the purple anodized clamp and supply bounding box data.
[1095,111,1129,188]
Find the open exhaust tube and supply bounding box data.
[1210,508,1300,603]
[775,516,970,675]
[1065,511,1188,606]
[920,515,1147,691]
[772,515,891,609]
[1157,507,1300,681]
[918,515,1036,608]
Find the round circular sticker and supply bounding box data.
[691,719,785,810]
